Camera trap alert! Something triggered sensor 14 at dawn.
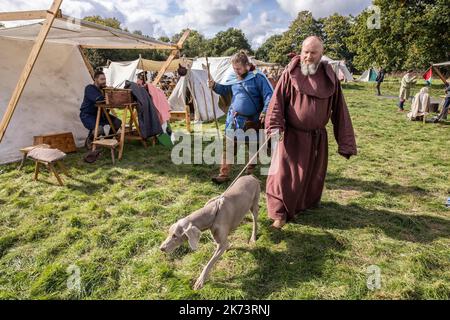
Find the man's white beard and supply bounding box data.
[300,62,319,76]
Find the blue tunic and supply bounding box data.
[213,70,273,134]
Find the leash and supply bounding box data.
[223,135,271,194]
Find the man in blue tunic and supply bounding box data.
[80,70,122,147]
[208,51,273,184]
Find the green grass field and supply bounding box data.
[0,81,449,299]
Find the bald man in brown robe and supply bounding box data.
[265,36,357,229]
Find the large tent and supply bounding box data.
[168,69,225,122]
[0,10,180,164]
[321,55,353,82]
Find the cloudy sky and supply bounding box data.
[1,0,372,48]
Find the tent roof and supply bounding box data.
[0,15,177,50]
[433,61,450,67]
[140,58,191,72]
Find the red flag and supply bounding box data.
[423,67,433,81]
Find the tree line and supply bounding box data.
[81,0,448,73]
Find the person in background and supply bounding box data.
[433,82,450,123]
[398,70,417,112]
[376,67,385,96]
[407,87,430,121]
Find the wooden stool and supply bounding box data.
[18,144,51,170]
[27,148,69,186]
[92,139,119,164]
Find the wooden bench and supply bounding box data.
[92,139,119,165]
[27,147,69,186]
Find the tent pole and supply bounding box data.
[152,29,190,86]
[78,45,95,80]
[205,56,220,137]
[432,66,447,85]
[0,0,64,143]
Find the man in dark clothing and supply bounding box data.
[433,82,450,123]
[375,67,385,96]
[80,71,122,146]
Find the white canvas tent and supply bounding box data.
[192,57,233,84]
[103,57,192,88]
[103,59,143,88]
[0,13,179,164]
[191,56,278,84]
[168,69,225,122]
[321,55,353,82]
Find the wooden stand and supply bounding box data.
[93,103,147,160]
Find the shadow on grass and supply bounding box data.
[325,172,430,196]
[216,229,344,299]
[292,201,449,243]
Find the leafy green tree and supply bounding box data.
[319,13,355,71]
[83,15,122,29]
[255,34,282,62]
[207,28,253,56]
[171,29,209,58]
[347,0,450,72]
[260,11,322,65]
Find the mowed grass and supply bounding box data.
[0,80,449,300]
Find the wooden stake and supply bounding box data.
[205,56,220,137]
[0,0,63,143]
[432,66,448,85]
[0,10,61,21]
[152,29,191,86]
[78,45,95,80]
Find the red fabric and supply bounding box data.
[146,83,171,124]
[423,67,433,81]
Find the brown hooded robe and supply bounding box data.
[265,57,357,221]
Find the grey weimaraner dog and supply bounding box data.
[160,175,260,290]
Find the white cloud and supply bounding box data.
[239,12,287,49]
[276,0,372,18]
[0,0,372,48]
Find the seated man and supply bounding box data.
[79,70,122,148]
[432,82,450,123]
[407,87,430,121]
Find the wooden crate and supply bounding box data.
[170,111,188,121]
[104,88,133,106]
[33,132,77,153]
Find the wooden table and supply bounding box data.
[92,102,147,160]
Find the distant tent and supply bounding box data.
[103,57,191,88]
[168,69,225,122]
[321,55,353,82]
[358,68,379,82]
[192,56,279,84]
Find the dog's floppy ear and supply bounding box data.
[183,223,201,250]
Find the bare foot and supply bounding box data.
[271,219,286,230]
